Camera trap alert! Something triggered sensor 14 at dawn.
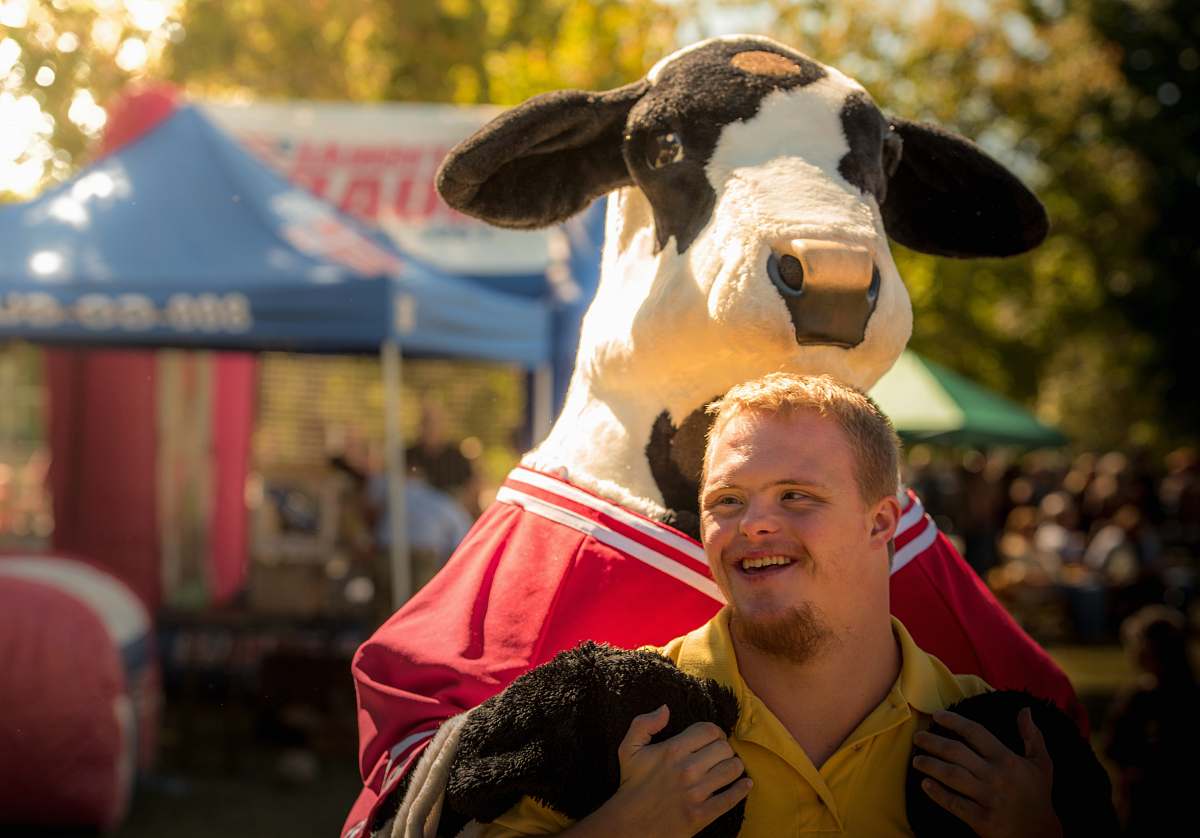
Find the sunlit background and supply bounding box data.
[0,1,1196,836]
[3,0,1196,449]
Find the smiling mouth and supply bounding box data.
[738,555,796,575]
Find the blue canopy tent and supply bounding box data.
[432,197,606,439]
[0,103,554,604]
[0,104,549,360]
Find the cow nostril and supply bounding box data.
[767,252,805,296]
[867,265,881,304]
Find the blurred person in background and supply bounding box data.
[328,438,377,565]
[1126,448,1164,527]
[1103,605,1200,834]
[1085,504,1166,630]
[1081,452,1129,530]
[958,450,1005,576]
[1160,447,1200,554]
[1034,491,1087,569]
[406,401,481,516]
[1084,505,1158,586]
[1061,453,1094,511]
[367,462,473,598]
[997,505,1042,576]
[990,504,1070,641]
[1037,490,1108,642]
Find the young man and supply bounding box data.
[484,373,1060,837]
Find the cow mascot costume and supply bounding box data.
[343,36,1085,838]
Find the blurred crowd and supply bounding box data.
[328,401,479,617]
[909,446,1200,831]
[908,446,1200,645]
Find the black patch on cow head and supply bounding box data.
[438,36,1049,260]
[438,38,829,252]
[837,92,898,203]
[646,401,720,538]
[624,40,826,253]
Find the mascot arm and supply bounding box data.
[344,491,727,838]
[345,501,578,837]
[891,530,1088,734]
[906,690,1119,837]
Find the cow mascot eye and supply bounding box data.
[647,131,685,169]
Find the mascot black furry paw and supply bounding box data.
[906,691,1119,837]
[437,642,743,838]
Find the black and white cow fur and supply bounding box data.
[438,34,1047,535]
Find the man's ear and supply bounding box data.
[870,494,901,548]
[880,117,1049,258]
[436,80,648,229]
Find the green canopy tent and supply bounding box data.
[870,351,1067,447]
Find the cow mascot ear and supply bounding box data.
[881,118,1049,258]
[436,81,648,229]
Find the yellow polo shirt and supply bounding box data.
[481,610,989,837]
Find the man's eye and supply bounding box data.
[707,495,741,510]
[781,491,809,502]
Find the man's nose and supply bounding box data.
[739,501,781,538]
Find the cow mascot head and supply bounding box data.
[437,34,1046,536]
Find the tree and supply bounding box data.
[164,0,678,104]
[0,1,678,199]
[1089,0,1200,445]
[0,0,183,200]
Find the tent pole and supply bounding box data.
[381,340,411,611]
[532,364,553,445]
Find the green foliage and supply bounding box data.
[0,1,677,199]
[1088,0,1200,445]
[0,0,180,197]
[165,0,678,103]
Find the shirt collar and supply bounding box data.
[673,607,742,692]
[888,617,948,715]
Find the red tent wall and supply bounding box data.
[47,350,161,609]
[209,353,256,603]
[45,84,256,609]
[46,349,257,613]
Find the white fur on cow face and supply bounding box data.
[526,45,913,520]
[696,76,913,393]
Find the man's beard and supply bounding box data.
[731,602,832,665]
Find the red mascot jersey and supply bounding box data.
[343,467,1083,837]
